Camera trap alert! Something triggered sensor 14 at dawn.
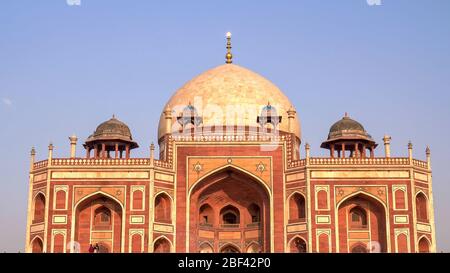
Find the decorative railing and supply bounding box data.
[171,134,288,142]
[50,158,151,166]
[33,160,48,169]
[288,157,429,169]
[412,159,428,169]
[309,157,411,165]
[154,160,172,169]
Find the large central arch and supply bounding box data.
[188,166,271,253]
[73,192,124,253]
[336,192,388,253]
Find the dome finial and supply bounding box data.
[225,32,233,64]
[344,112,349,118]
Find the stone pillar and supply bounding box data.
[150,143,155,167]
[305,143,310,162]
[370,146,375,158]
[426,146,431,171]
[48,143,54,166]
[408,141,413,161]
[101,143,106,158]
[30,147,36,172]
[341,143,345,158]
[164,106,173,135]
[287,106,297,134]
[115,143,119,159]
[125,144,130,159]
[383,135,391,158]
[69,135,78,158]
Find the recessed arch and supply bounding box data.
[32,192,46,224]
[154,192,172,223]
[188,166,272,253]
[418,235,431,253]
[30,236,44,253]
[220,204,240,225]
[74,191,124,210]
[199,242,214,253]
[415,191,429,222]
[351,242,367,253]
[189,164,272,199]
[199,203,214,226]
[288,192,306,222]
[246,242,262,253]
[220,243,241,253]
[336,191,388,253]
[72,191,124,253]
[153,235,172,253]
[288,235,307,253]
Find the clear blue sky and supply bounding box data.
[0,0,449,252]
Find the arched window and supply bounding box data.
[220,244,240,253]
[394,189,406,210]
[199,243,214,253]
[93,206,111,228]
[31,237,43,253]
[154,237,171,253]
[132,190,143,210]
[416,193,428,222]
[349,206,367,229]
[318,233,330,253]
[289,193,306,222]
[53,233,65,253]
[55,190,66,210]
[199,204,214,226]
[290,237,307,253]
[351,243,367,253]
[396,233,409,253]
[131,233,142,253]
[418,237,430,253]
[155,193,172,223]
[33,193,45,224]
[246,243,261,253]
[248,203,261,223]
[317,190,328,210]
[220,205,240,226]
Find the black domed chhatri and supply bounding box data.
[84,116,138,159]
[321,113,377,158]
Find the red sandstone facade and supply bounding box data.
[24,42,436,253]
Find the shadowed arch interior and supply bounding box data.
[190,167,271,253]
[74,193,123,253]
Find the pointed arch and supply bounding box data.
[30,236,44,253]
[418,235,431,253]
[72,191,124,253]
[199,203,214,226]
[199,242,214,253]
[246,242,262,253]
[415,192,429,222]
[153,235,172,253]
[288,192,306,223]
[189,165,272,199]
[336,191,389,253]
[154,192,172,223]
[288,235,307,253]
[220,204,240,226]
[32,192,46,224]
[351,242,367,253]
[188,165,272,253]
[220,243,241,253]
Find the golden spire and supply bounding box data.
[225,32,233,64]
